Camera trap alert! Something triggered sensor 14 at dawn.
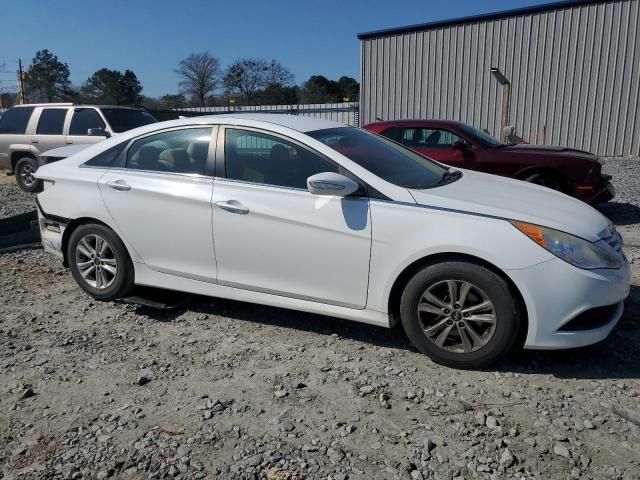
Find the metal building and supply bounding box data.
[358,0,640,157]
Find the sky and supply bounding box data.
[0,0,548,98]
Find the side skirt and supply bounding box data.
[133,262,391,328]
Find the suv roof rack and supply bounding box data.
[17,103,74,107]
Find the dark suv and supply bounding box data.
[0,103,157,191]
[364,120,614,205]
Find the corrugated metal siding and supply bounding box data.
[360,0,640,157]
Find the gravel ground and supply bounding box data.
[0,175,34,219]
[1,160,639,480]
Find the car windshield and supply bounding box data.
[456,123,505,147]
[307,127,449,189]
[100,108,157,133]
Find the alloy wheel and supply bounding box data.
[417,280,497,353]
[75,234,118,289]
[19,163,36,187]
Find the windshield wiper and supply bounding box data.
[437,169,463,185]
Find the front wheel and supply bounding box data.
[15,157,43,193]
[67,224,134,301]
[523,172,563,192]
[400,261,522,369]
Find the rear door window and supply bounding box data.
[126,128,212,175]
[69,109,106,136]
[36,108,68,135]
[0,107,35,134]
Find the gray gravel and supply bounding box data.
[0,161,639,480]
[0,174,35,219]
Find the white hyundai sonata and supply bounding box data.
[34,114,630,368]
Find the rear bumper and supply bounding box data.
[507,256,631,349]
[36,198,68,259]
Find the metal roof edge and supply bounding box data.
[357,0,618,39]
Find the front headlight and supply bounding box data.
[511,221,621,270]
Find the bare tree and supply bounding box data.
[224,58,294,102]
[174,52,221,106]
[266,59,294,87]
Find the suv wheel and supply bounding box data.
[68,224,134,301]
[15,157,43,193]
[400,261,522,369]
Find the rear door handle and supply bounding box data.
[31,139,39,144]
[105,180,131,191]
[215,200,249,214]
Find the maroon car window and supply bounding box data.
[384,127,463,148]
[308,127,449,189]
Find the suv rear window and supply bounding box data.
[37,108,67,135]
[0,107,35,134]
[100,108,157,133]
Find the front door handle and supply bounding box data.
[215,200,249,215]
[105,180,131,191]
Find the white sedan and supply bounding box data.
[34,114,630,368]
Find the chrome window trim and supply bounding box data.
[213,176,308,193]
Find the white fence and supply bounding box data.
[176,102,359,127]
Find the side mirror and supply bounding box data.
[452,140,470,151]
[307,172,359,197]
[87,127,110,138]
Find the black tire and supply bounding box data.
[15,157,43,193]
[400,261,522,369]
[67,223,134,301]
[523,172,563,192]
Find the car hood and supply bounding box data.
[497,143,599,162]
[409,169,610,241]
[40,144,92,159]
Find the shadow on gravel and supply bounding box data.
[132,284,640,379]
[597,201,640,226]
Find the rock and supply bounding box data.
[500,448,516,468]
[20,387,36,399]
[485,416,499,429]
[327,446,346,463]
[136,375,150,386]
[359,385,375,395]
[554,443,571,458]
[274,387,289,398]
[475,412,487,426]
[246,454,262,467]
[264,468,301,480]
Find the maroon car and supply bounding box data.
[363,120,614,205]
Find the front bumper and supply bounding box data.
[507,256,631,349]
[576,178,615,205]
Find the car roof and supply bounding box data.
[14,103,145,110]
[364,119,465,129]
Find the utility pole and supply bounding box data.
[17,58,26,104]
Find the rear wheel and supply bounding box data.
[400,261,522,369]
[523,172,563,192]
[15,157,43,193]
[67,224,134,300]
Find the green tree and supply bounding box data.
[336,76,359,101]
[160,93,188,108]
[23,49,73,102]
[81,68,143,105]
